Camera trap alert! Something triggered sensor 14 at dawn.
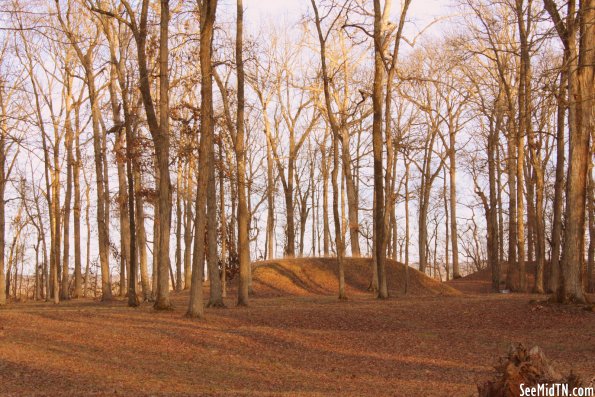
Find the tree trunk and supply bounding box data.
[72,106,82,298]
[443,169,450,281]
[207,135,223,307]
[489,104,501,291]
[175,160,183,292]
[333,128,346,299]
[113,106,130,298]
[87,66,111,301]
[61,82,74,300]
[340,132,360,257]
[265,134,275,259]
[449,127,460,279]
[587,163,595,293]
[151,0,173,310]
[84,175,91,298]
[187,0,217,318]
[52,115,61,304]
[558,0,593,303]
[372,0,387,299]
[236,0,250,306]
[219,145,227,297]
[322,130,330,256]
[0,101,5,305]
[152,188,159,301]
[404,161,410,294]
[548,66,567,293]
[506,120,518,290]
[134,161,149,301]
[184,162,193,290]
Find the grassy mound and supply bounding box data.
[251,257,461,297]
[447,262,539,294]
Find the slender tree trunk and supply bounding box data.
[152,189,159,301]
[311,158,317,256]
[443,169,450,281]
[115,125,130,298]
[489,108,501,291]
[340,133,360,257]
[418,198,430,274]
[496,140,505,265]
[34,240,40,300]
[52,119,61,304]
[531,155,546,293]
[151,0,173,310]
[187,0,217,318]
[61,91,74,300]
[0,110,5,305]
[219,145,227,297]
[184,162,193,290]
[404,161,410,294]
[134,162,149,301]
[526,163,536,267]
[515,0,531,292]
[83,175,91,298]
[236,0,250,306]
[207,136,223,307]
[506,119,518,290]
[175,160,183,292]
[333,128,346,299]
[322,131,330,256]
[548,66,567,293]
[88,68,111,301]
[284,179,295,257]
[72,110,82,298]
[449,128,460,279]
[265,136,275,259]
[372,0,387,299]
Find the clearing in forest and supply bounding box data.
[1,258,593,396]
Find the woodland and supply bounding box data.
[0,0,594,396]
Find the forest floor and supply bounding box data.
[0,259,594,396]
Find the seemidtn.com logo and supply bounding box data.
[520,383,594,397]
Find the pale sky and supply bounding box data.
[241,0,454,37]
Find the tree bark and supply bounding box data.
[236,0,250,306]
[61,70,75,300]
[175,160,183,292]
[558,0,593,303]
[72,100,82,298]
[372,0,387,299]
[187,0,217,318]
[219,145,227,297]
[207,135,223,307]
[449,125,460,279]
[548,65,567,293]
[183,162,193,290]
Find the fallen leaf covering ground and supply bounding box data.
[252,257,460,297]
[0,259,593,397]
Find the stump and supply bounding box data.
[478,344,584,397]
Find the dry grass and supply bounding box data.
[0,259,593,396]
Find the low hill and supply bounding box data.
[250,257,460,297]
[447,262,538,294]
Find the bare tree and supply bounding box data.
[187,0,218,318]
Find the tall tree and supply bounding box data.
[187,0,218,318]
[236,0,250,306]
[55,0,112,301]
[372,0,388,299]
[311,0,347,299]
[544,0,593,302]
